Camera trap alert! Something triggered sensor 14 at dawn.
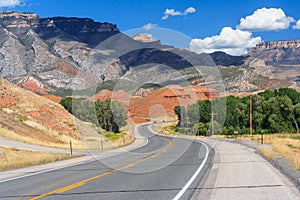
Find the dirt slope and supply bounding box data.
[0,78,85,148]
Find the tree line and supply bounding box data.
[60,98,127,133]
[175,88,300,135]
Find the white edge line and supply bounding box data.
[148,124,211,200]
[0,125,149,184]
[173,140,210,200]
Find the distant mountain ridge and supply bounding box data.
[0,11,297,94]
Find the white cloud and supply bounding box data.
[293,19,300,30]
[184,7,196,15]
[237,7,295,31]
[189,27,262,56]
[143,23,158,30]
[0,0,22,8]
[162,6,196,20]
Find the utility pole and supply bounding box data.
[211,112,215,136]
[250,95,253,135]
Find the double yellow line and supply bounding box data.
[30,136,173,200]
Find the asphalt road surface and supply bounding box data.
[0,124,213,200]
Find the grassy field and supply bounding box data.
[0,147,77,170]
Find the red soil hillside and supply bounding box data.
[43,95,63,104]
[129,85,219,123]
[0,78,81,145]
[16,76,49,95]
[92,85,219,123]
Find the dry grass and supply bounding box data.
[242,134,300,170]
[0,125,85,150]
[257,147,276,160]
[80,124,135,150]
[153,122,179,136]
[0,147,76,170]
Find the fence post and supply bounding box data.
[70,140,73,155]
[101,139,103,150]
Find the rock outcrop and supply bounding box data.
[250,40,300,50]
[247,40,300,90]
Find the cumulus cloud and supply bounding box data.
[237,7,295,31]
[162,6,196,20]
[293,19,300,30]
[143,23,158,30]
[0,0,22,8]
[189,27,262,56]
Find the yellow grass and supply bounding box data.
[242,134,300,170]
[0,125,85,150]
[0,147,77,170]
[257,147,276,160]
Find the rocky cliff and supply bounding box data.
[0,11,123,92]
[250,40,300,50]
[247,40,300,90]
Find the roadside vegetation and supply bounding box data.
[246,134,300,170]
[60,98,127,133]
[0,124,85,150]
[174,88,300,135]
[0,147,76,170]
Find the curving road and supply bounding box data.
[0,124,213,200]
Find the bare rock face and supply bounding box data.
[251,40,300,50]
[247,40,300,90]
[0,11,123,92]
[248,40,300,65]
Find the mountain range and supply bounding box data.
[0,11,299,96]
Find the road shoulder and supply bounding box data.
[192,138,300,200]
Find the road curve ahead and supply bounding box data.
[0,124,213,200]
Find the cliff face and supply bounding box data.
[0,11,124,92]
[247,40,300,90]
[250,40,300,50]
[248,40,300,65]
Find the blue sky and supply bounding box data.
[1,0,300,55]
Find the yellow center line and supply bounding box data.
[30,136,173,200]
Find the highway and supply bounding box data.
[0,124,213,200]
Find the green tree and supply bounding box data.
[60,97,73,113]
[174,105,187,127]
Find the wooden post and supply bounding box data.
[250,95,253,135]
[101,139,103,150]
[211,112,214,136]
[123,136,126,145]
[70,140,73,155]
[261,131,264,145]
